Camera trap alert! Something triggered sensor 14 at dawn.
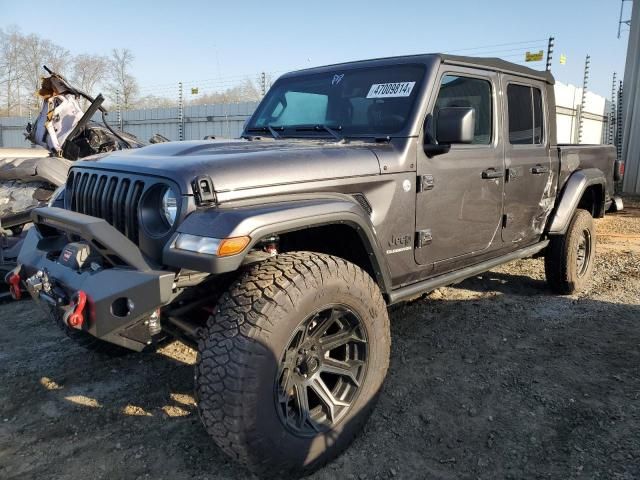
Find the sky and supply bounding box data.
[1,0,634,98]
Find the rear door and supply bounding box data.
[415,67,504,272]
[501,77,553,243]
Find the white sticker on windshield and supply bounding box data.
[366,82,416,98]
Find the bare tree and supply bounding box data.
[72,54,109,106]
[107,48,139,109]
[19,33,47,108]
[0,26,25,115]
[134,94,175,109]
[19,34,70,111]
[14,33,71,117]
[189,77,263,106]
[44,41,71,75]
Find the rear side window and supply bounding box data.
[507,84,544,145]
[433,75,493,145]
[533,88,543,143]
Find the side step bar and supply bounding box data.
[388,241,549,304]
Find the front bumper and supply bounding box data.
[15,207,174,351]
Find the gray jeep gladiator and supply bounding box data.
[8,54,624,476]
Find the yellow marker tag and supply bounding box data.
[525,50,544,62]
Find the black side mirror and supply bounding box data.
[437,107,475,144]
[423,107,475,158]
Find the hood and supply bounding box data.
[80,139,382,194]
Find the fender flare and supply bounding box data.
[547,168,606,235]
[162,195,393,293]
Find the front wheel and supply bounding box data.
[196,252,390,477]
[545,209,596,294]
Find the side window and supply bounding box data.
[507,84,544,145]
[433,75,493,145]
[533,88,544,143]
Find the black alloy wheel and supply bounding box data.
[276,305,368,436]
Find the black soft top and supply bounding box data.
[439,54,554,84]
[284,53,555,85]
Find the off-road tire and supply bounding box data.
[196,252,390,477]
[545,209,596,294]
[53,311,131,357]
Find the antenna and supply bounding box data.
[178,82,184,141]
[616,81,624,161]
[578,55,590,144]
[618,0,632,38]
[545,36,554,71]
[116,90,122,131]
[609,73,617,145]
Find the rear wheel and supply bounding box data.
[545,209,596,294]
[196,252,390,476]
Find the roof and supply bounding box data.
[283,53,555,85]
[438,54,555,85]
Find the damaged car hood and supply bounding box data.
[79,139,382,194]
[0,150,71,186]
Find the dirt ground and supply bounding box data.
[1,200,639,480]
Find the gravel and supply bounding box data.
[1,205,638,480]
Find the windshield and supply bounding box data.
[247,64,426,138]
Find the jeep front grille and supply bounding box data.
[66,170,145,243]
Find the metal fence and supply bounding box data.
[103,101,259,142]
[0,90,611,148]
[0,115,30,149]
[0,101,259,148]
[554,81,611,144]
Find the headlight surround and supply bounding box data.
[161,187,179,227]
[140,184,181,237]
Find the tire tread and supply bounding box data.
[545,209,595,294]
[195,251,389,475]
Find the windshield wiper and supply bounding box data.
[245,125,283,139]
[294,124,344,141]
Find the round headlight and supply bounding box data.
[161,188,178,226]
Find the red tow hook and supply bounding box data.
[67,291,87,329]
[7,274,22,300]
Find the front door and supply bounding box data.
[415,68,504,272]
[501,78,553,244]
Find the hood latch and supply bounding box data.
[192,175,216,205]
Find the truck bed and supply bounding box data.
[555,144,617,207]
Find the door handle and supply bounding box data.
[531,165,550,174]
[481,168,504,179]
